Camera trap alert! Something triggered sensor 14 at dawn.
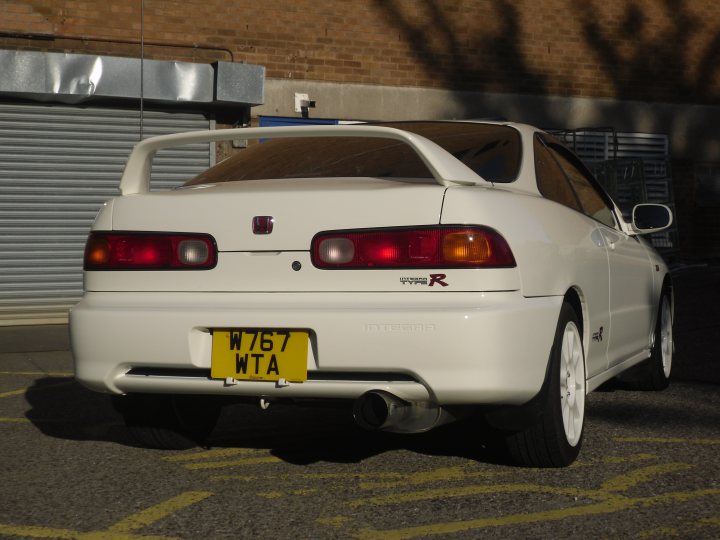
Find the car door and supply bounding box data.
[542,137,654,368]
[596,225,654,366]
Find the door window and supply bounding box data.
[536,135,617,229]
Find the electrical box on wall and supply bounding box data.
[294,93,309,113]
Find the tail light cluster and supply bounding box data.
[84,232,217,270]
[311,226,515,269]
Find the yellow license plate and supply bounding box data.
[211,329,308,382]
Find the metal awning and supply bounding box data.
[0,49,264,108]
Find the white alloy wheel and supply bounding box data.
[505,302,585,467]
[659,296,673,378]
[559,321,585,447]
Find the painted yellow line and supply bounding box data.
[182,456,281,470]
[638,514,720,538]
[0,417,30,423]
[0,523,177,539]
[257,488,318,499]
[162,447,265,462]
[352,463,694,508]
[0,523,77,539]
[615,437,720,445]
[698,516,720,526]
[637,525,680,538]
[258,491,284,499]
[317,515,354,528]
[106,491,212,534]
[351,488,720,540]
[360,467,507,490]
[209,471,405,482]
[0,388,27,398]
[0,371,73,377]
[600,453,658,464]
[348,483,619,508]
[601,463,693,493]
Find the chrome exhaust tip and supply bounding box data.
[353,390,455,434]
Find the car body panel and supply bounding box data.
[70,291,560,405]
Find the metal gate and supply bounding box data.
[0,103,213,325]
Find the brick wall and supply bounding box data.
[2,0,719,105]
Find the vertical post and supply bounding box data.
[140,0,145,141]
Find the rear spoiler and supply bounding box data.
[119,125,489,195]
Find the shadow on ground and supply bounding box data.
[24,376,511,465]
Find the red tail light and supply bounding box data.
[311,226,515,269]
[84,232,217,270]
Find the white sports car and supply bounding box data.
[70,121,674,467]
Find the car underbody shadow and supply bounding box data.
[24,379,512,464]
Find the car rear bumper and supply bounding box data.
[70,291,562,406]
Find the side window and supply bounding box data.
[533,135,581,212]
[546,143,617,229]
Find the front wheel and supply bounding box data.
[506,302,586,467]
[641,292,673,390]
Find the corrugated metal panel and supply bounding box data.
[0,103,211,325]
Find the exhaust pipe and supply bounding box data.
[353,390,455,434]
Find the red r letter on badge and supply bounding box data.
[429,274,448,287]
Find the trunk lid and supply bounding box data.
[110,177,446,251]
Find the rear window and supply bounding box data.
[184,122,522,186]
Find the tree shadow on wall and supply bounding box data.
[372,0,547,117]
[372,0,720,118]
[578,0,720,103]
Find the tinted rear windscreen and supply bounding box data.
[184,122,521,186]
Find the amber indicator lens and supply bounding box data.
[312,226,515,269]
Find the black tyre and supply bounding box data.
[506,302,586,467]
[113,394,222,450]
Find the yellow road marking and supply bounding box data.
[162,447,264,462]
[257,488,318,499]
[106,491,212,534]
[351,488,720,540]
[0,417,29,423]
[182,456,281,469]
[601,463,693,493]
[351,461,693,508]
[349,483,619,508]
[209,471,405,482]
[0,388,28,398]
[0,524,79,539]
[637,525,680,538]
[601,453,658,464]
[615,437,720,445]
[317,515,354,528]
[0,524,179,539]
[359,466,507,490]
[0,491,211,539]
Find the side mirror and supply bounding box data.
[631,204,673,235]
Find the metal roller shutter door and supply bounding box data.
[0,104,213,325]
